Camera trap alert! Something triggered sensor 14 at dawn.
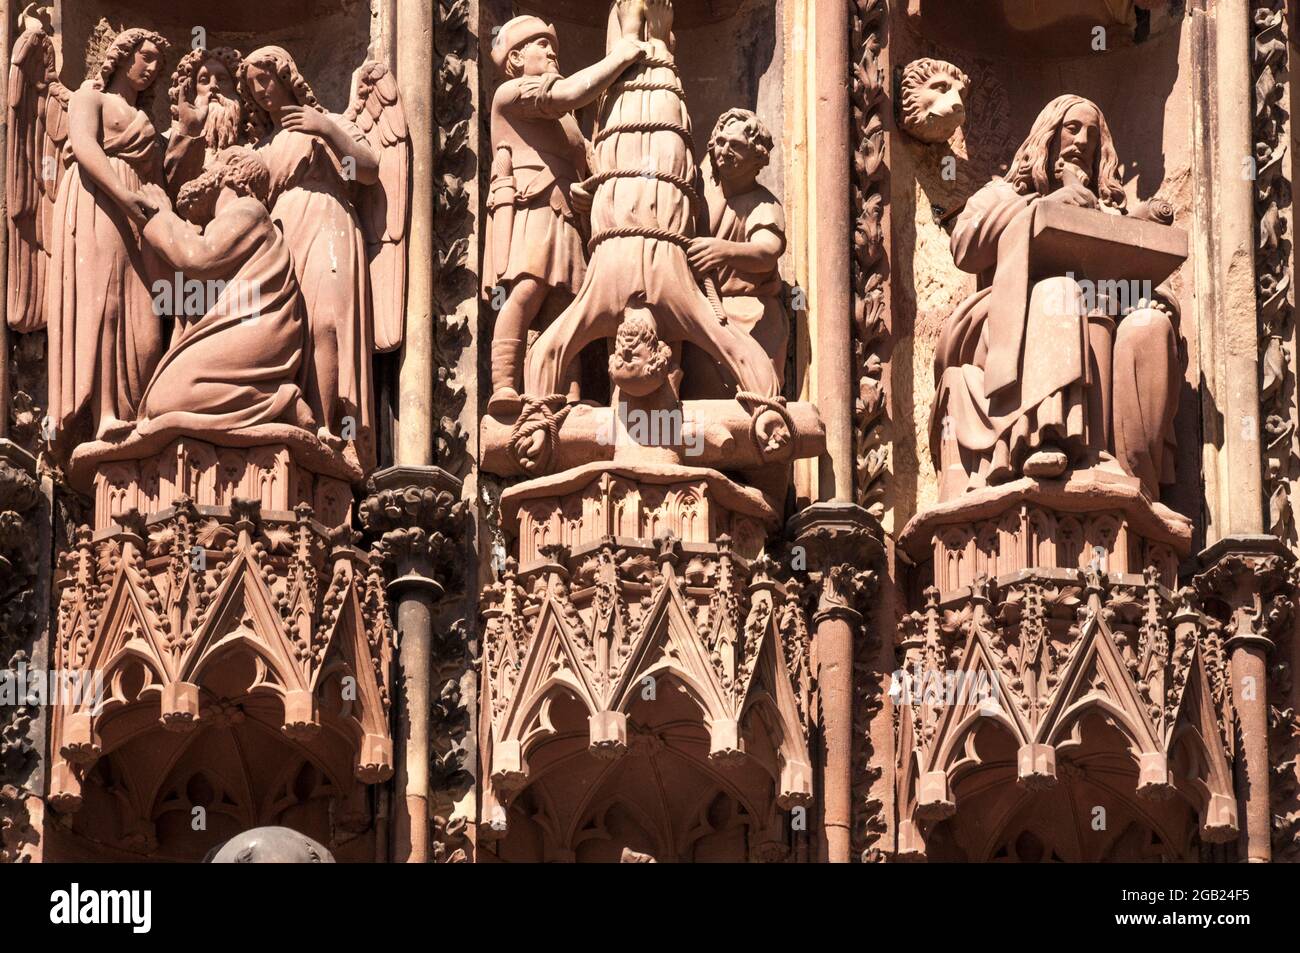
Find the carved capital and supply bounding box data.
[361,465,467,597]
[1194,534,1295,651]
[788,501,885,623]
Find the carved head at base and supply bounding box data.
[608,309,673,397]
[492,15,560,78]
[899,58,968,144]
[204,826,335,863]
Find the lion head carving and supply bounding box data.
[899,58,970,144]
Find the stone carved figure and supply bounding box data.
[42,27,170,445]
[899,58,969,144]
[164,46,246,196]
[6,5,69,334]
[134,147,313,435]
[238,46,409,468]
[931,94,1182,499]
[685,107,788,395]
[514,0,785,473]
[483,13,650,414]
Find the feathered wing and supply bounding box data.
[345,61,410,354]
[7,26,68,332]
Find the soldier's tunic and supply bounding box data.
[483,72,589,296]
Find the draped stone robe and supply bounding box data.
[931,179,1180,500]
[47,106,164,441]
[256,120,375,467]
[136,196,310,434]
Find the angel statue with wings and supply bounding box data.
[8,14,170,446]
[237,45,409,470]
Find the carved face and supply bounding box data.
[196,59,238,103]
[1050,101,1101,186]
[608,311,672,397]
[242,63,294,117]
[901,65,967,144]
[710,120,764,185]
[509,35,559,77]
[197,59,243,151]
[125,40,163,92]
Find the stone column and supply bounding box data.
[395,0,435,469]
[790,502,883,862]
[1190,0,1296,864]
[811,0,853,503]
[1195,537,1293,863]
[363,468,464,863]
[0,439,46,861]
[375,0,442,864]
[1191,0,1264,542]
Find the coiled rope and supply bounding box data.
[510,395,572,474]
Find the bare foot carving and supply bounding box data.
[616,0,647,39]
[645,0,674,43]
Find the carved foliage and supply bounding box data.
[1253,0,1296,545]
[1251,0,1300,864]
[434,0,475,474]
[0,449,41,859]
[852,0,891,517]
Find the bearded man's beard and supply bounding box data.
[203,93,243,151]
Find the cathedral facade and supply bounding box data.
[1,0,1298,864]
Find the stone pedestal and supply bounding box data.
[501,462,780,563]
[899,469,1192,593]
[86,436,356,532]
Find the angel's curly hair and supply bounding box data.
[1005,94,1126,211]
[238,45,325,142]
[93,28,170,116]
[168,46,243,123]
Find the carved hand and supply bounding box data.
[687,237,736,273]
[610,36,649,67]
[139,182,172,214]
[280,105,333,139]
[570,180,594,216]
[177,91,210,138]
[121,190,158,230]
[1043,182,1097,209]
